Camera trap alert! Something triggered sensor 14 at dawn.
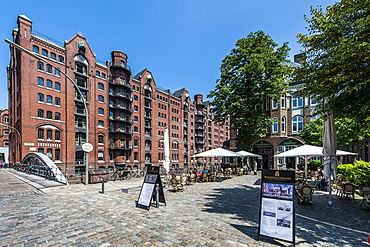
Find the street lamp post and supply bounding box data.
[0,122,21,167]
[5,38,92,184]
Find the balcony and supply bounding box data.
[110,128,132,135]
[109,144,133,150]
[110,117,132,124]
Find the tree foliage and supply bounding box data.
[295,0,370,121]
[300,116,370,147]
[208,31,291,149]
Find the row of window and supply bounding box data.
[37,93,61,106]
[38,148,61,161]
[37,62,60,76]
[95,71,106,79]
[38,109,61,120]
[32,45,64,63]
[38,128,61,140]
[38,77,60,91]
[272,116,303,133]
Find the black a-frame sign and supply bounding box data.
[136,166,166,210]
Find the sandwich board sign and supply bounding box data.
[137,166,166,210]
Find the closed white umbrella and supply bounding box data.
[163,127,170,173]
[322,113,337,205]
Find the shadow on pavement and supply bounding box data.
[201,184,370,246]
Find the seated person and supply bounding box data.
[314,177,328,191]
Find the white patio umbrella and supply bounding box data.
[192,147,244,158]
[237,150,261,168]
[274,144,357,182]
[237,150,261,157]
[163,127,170,173]
[192,148,243,169]
[322,113,338,205]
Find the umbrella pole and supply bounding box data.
[304,158,308,183]
[328,160,333,205]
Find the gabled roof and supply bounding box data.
[173,88,186,98]
[19,15,32,22]
[133,68,148,80]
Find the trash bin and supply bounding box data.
[89,169,109,184]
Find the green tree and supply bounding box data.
[295,0,370,121]
[300,116,370,148]
[208,31,291,149]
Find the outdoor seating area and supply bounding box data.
[161,166,253,192]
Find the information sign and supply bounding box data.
[258,170,296,244]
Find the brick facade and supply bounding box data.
[6,15,229,180]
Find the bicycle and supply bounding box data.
[110,168,130,181]
[129,169,145,179]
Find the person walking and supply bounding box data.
[253,161,258,175]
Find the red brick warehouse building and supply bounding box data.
[6,15,230,181]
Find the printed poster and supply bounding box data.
[260,197,294,242]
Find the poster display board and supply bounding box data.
[258,170,295,244]
[137,166,166,210]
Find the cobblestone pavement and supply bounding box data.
[0,169,369,247]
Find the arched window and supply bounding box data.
[46,95,53,104]
[46,80,52,89]
[38,129,44,139]
[37,62,44,71]
[98,108,104,115]
[55,82,60,91]
[98,95,104,103]
[55,130,60,141]
[50,52,56,60]
[47,129,52,139]
[55,97,61,106]
[46,64,53,73]
[98,120,104,127]
[55,112,61,120]
[134,152,138,161]
[98,83,104,90]
[32,45,39,53]
[54,68,60,76]
[134,139,139,147]
[46,111,53,119]
[58,55,64,63]
[38,77,44,86]
[98,135,104,144]
[292,116,304,132]
[38,109,44,118]
[38,93,44,102]
[42,49,48,57]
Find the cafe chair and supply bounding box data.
[296,185,314,206]
[359,186,370,210]
[340,183,356,202]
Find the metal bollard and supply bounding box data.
[100,176,105,194]
[155,183,159,208]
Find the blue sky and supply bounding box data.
[0,0,337,110]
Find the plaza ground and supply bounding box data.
[0,169,369,246]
